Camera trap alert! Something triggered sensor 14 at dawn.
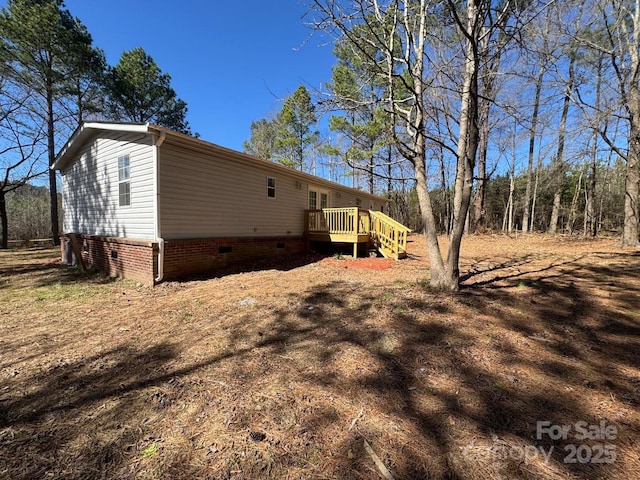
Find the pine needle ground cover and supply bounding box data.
[1,235,639,479]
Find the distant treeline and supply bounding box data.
[9,154,625,245]
[3,184,56,242]
[385,159,624,236]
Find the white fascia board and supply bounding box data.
[52,122,150,171]
[83,122,149,133]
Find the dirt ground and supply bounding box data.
[1,234,639,480]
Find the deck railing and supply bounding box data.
[305,207,410,259]
[369,210,411,259]
[305,207,370,236]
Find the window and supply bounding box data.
[309,189,328,209]
[308,190,317,209]
[320,192,328,209]
[118,155,130,206]
[267,177,276,198]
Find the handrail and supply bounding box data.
[369,210,411,258]
[305,207,369,235]
[369,210,411,233]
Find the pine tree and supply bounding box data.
[273,85,318,171]
[0,0,103,245]
[106,47,190,134]
[243,118,278,159]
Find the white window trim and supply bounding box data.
[309,187,329,209]
[118,154,131,207]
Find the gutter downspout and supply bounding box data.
[154,129,167,283]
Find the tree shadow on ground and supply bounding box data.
[0,343,178,479]
[1,248,639,478]
[0,248,116,289]
[1,247,330,288]
[172,253,329,284]
[265,283,621,478]
[454,250,640,477]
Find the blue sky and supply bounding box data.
[62,0,335,151]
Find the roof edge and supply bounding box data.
[151,125,388,202]
[51,122,150,171]
[52,122,388,202]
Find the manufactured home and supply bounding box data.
[52,122,409,284]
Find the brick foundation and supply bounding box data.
[162,236,306,280]
[60,234,157,284]
[60,234,306,284]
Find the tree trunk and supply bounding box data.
[368,153,375,194]
[444,0,479,290]
[597,147,614,234]
[503,167,515,233]
[548,185,562,234]
[387,145,392,194]
[471,101,488,232]
[508,173,515,232]
[47,85,60,246]
[567,167,584,234]
[548,55,575,234]
[76,79,84,125]
[585,56,603,237]
[368,104,375,194]
[438,152,451,234]
[523,64,545,233]
[502,199,508,232]
[622,121,640,246]
[585,133,598,237]
[470,32,492,234]
[414,152,448,286]
[621,27,640,246]
[0,191,7,249]
[531,154,541,232]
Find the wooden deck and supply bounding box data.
[304,207,411,259]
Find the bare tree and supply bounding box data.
[573,0,640,246]
[470,4,513,233]
[584,54,604,236]
[309,0,535,290]
[0,79,47,248]
[547,53,576,234]
[521,7,556,233]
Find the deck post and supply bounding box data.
[353,242,358,259]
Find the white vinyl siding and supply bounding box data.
[57,125,387,245]
[159,139,386,240]
[61,132,155,239]
[159,141,309,239]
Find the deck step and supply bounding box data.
[377,245,408,260]
[369,210,411,260]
